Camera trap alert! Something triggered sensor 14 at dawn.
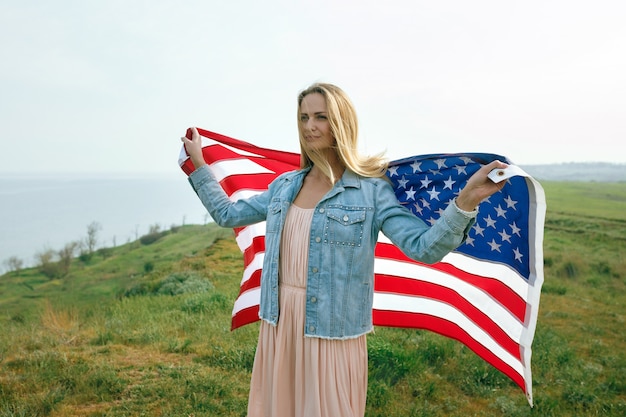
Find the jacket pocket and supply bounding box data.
[324,206,366,247]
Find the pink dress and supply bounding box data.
[247,205,368,417]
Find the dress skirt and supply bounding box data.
[247,205,368,417]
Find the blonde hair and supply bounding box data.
[297,83,388,183]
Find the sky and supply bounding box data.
[1,0,625,177]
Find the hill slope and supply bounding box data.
[1,181,625,416]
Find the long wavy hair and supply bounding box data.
[297,83,388,183]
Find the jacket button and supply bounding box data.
[309,325,316,333]
[312,267,318,273]
[315,236,321,243]
[343,215,349,222]
[310,297,317,303]
[319,208,325,213]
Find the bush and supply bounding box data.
[157,271,214,296]
[35,248,62,279]
[139,230,169,245]
[143,261,155,273]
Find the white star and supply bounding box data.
[460,157,473,164]
[405,186,417,201]
[443,176,456,190]
[420,198,431,210]
[488,239,502,252]
[420,176,432,189]
[503,195,518,210]
[412,202,424,215]
[410,160,423,173]
[387,166,399,177]
[483,215,497,229]
[427,187,441,201]
[465,236,475,246]
[473,223,485,236]
[436,207,446,216]
[510,222,521,237]
[513,247,524,262]
[494,204,507,218]
[427,216,437,225]
[498,229,512,243]
[428,169,442,176]
[434,158,448,169]
[454,165,468,175]
[397,176,409,189]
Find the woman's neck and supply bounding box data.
[309,163,344,185]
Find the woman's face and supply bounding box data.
[299,93,334,152]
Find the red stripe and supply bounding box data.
[242,235,266,266]
[220,174,278,197]
[238,270,262,295]
[375,243,527,321]
[191,128,301,167]
[180,159,196,176]
[372,310,526,392]
[231,305,260,331]
[374,274,521,360]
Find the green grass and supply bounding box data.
[1,181,625,416]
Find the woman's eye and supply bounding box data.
[317,115,327,120]
[300,115,308,122]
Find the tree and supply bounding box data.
[58,241,79,277]
[85,221,101,255]
[35,247,60,279]
[4,256,24,275]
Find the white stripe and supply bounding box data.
[235,224,266,287]
[210,159,273,182]
[374,258,524,342]
[178,145,189,166]
[232,288,261,316]
[443,252,528,299]
[230,189,263,202]
[241,254,264,286]
[235,223,266,252]
[373,292,524,380]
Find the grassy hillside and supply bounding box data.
[1,181,625,416]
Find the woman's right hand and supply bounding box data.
[181,127,206,169]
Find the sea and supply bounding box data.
[0,173,211,273]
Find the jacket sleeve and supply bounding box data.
[188,165,271,228]
[376,179,476,264]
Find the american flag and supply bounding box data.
[179,128,545,406]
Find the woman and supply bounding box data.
[182,83,506,417]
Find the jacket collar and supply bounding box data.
[337,169,361,189]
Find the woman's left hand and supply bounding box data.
[455,160,509,211]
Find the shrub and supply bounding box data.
[35,248,62,279]
[139,230,168,245]
[157,271,213,296]
[143,261,155,273]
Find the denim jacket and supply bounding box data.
[189,164,476,340]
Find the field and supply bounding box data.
[1,181,625,416]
